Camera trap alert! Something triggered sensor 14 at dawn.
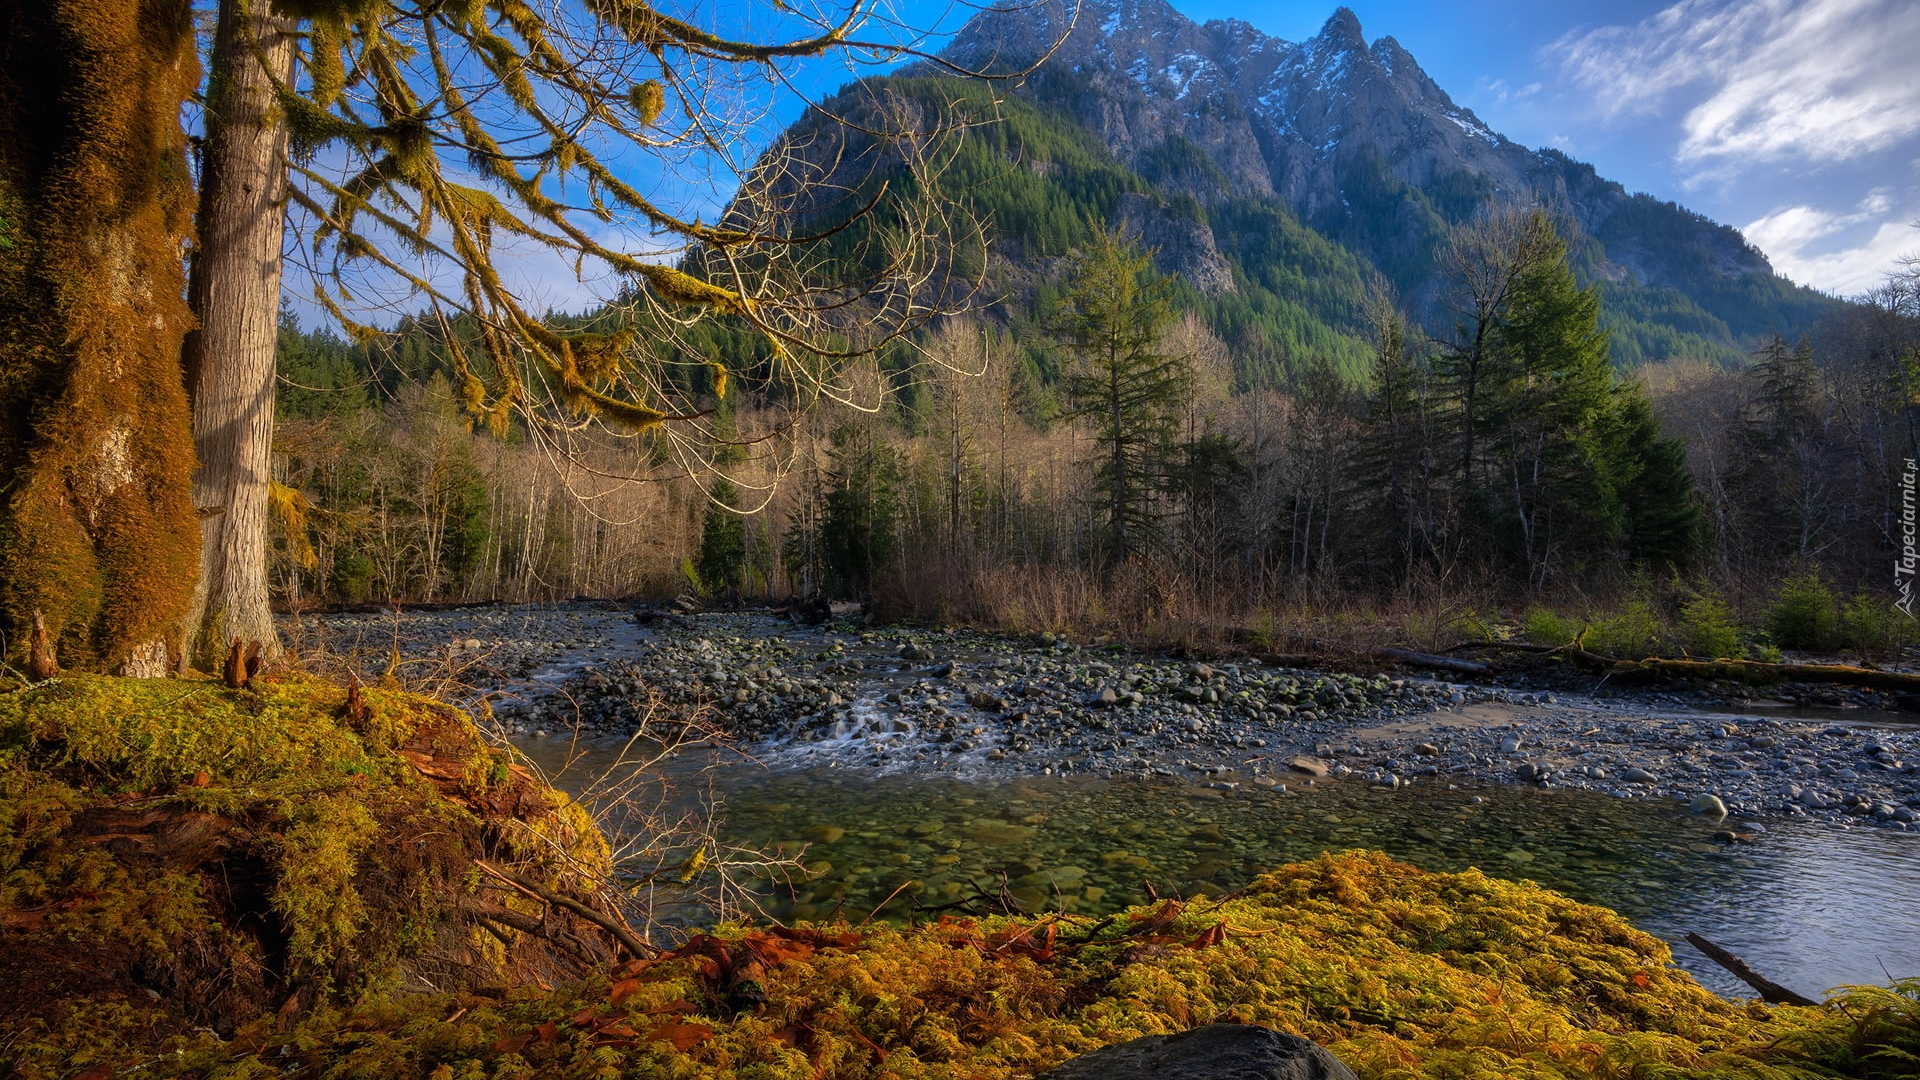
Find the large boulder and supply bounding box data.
[1037,1024,1359,1080]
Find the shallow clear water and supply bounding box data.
[518,737,1920,1002]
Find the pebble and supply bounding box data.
[1690,794,1728,819]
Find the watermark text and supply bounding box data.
[1898,457,1917,618]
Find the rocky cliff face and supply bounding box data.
[943,0,1780,302]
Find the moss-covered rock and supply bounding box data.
[0,673,615,1042]
[10,842,1917,1079]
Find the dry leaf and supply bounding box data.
[491,1033,531,1053]
[644,1021,713,1050]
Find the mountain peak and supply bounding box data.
[871,0,1827,370]
[1315,7,1366,50]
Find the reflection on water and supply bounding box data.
[518,736,1920,1001]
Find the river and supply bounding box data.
[293,602,1920,1002]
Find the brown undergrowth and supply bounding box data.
[871,558,1503,659]
[0,673,630,1050]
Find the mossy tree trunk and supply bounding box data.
[0,0,203,675]
[182,0,296,670]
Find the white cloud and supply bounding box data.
[1551,0,1920,168]
[1743,194,1920,295]
[1477,77,1544,107]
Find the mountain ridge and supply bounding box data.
[786,0,1840,379]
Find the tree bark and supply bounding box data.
[183,0,295,670]
[0,0,203,674]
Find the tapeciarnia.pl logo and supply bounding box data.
[1898,457,1918,619]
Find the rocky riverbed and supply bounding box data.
[290,602,1920,830]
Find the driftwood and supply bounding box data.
[1683,932,1819,1007]
[1366,646,1492,676]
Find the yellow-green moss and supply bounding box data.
[0,673,614,1039]
[12,851,1914,1080]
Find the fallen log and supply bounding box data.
[1683,932,1819,1007]
[1602,655,1920,692]
[1450,639,1920,693]
[1445,639,1560,655]
[1367,646,1493,676]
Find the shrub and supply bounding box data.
[1678,589,1743,659]
[1588,595,1667,658]
[1767,571,1840,651]
[1840,593,1913,655]
[1522,606,1578,647]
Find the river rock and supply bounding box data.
[1690,794,1728,818]
[1288,756,1330,777]
[1036,1024,1357,1080]
[1621,767,1658,784]
[965,820,1035,845]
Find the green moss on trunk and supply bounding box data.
[0,0,203,673]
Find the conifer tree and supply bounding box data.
[1433,208,1698,585]
[1052,230,1192,565]
[1354,296,1448,581]
[1728,335,1834,562]
[821,423,902,594]
[695,477,747,597]
[1480,214,1620,583]
[1612,389,1701,569]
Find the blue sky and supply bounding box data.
[823,0,1920,297]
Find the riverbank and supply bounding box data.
[294,603,1920,830]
